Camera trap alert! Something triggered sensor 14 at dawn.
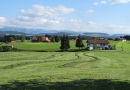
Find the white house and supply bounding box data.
[87,40,110,50]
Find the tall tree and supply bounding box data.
[9,37,14,42]
[93,42,97,50]
[75,35,84,49]
[37,36,43,42]
[20,35,25,42]
[60,35,70,51]
[25,36,30,40]
[66,35,70,49]
[0,36,5,42]
[55,35,60,42]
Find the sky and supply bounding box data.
[0,0,130,34]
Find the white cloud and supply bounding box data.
[93,2,98,5]
[109,0,130,4]
[20,5,75,18]
[101,1,107,4]
[87,10,95,13]
[1,5,130,34]
[87,21,96,24]
[0,5,75,29]
[0,17,6,22]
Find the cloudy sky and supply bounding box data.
[0,0,130,34]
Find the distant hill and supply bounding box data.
[1,27,130,38]
[111,34,130,38]
[0,31,31,36]
[83,32,109,35]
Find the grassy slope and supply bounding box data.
[0,51,130,90]
[108,40,120,46]
[116,41,130,51]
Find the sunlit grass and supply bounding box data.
[0,51,130,89]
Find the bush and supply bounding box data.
[1,46,10,52]
[0,46,3,52]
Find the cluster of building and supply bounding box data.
[87,38,126,50]
[32,37,51,42]
[108,38,126,41]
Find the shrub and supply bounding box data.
[1,46,10,52]
[0,46,3,52]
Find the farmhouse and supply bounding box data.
[87,40,109,50]
[32,37,51,42]
[115,38,126,41]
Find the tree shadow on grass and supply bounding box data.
[0,79,130,90]
[56,49,88,52]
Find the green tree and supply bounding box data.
[66,35,70,49]
[9,37,14,42]
[113,45,116,50]
[0,36,5,42]
[55,35,60,42]
[25,36,30,40]
[51,38,55,43]
[0,46,3,52]
[93,42,97,50]
[60,35,70,51]
[37,36,43,42]
[108,45,111,50]
[20,35,25,42]
[75,35,84,49]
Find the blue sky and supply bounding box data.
[0,0,130,34]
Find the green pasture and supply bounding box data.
[1,40,119,52]
[6,40,86,51]
[108,40,120,46]
[116,41,130,51]
[0,51,130,89]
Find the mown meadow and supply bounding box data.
[0,51,130,90]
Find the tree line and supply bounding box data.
[0,35,31,42]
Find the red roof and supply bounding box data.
[32,37,38,41]
[32,37,51,42]
[11,41,16,43]
[42,37,48,41]
[87,40,109,44]
[116,38,126,40]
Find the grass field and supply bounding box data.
[5,40,87,52]
[0,51,130,90]
[116,41,130,51]
[0,40,120,52]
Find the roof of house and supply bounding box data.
[11,41,16,43]
[116,38,126,40]
[32,37,51,42]
[32,37,38,41]
[42,37,48,41]
[87,40,109,44]
[8,45,13,46]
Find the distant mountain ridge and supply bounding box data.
[0,27,130,38]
